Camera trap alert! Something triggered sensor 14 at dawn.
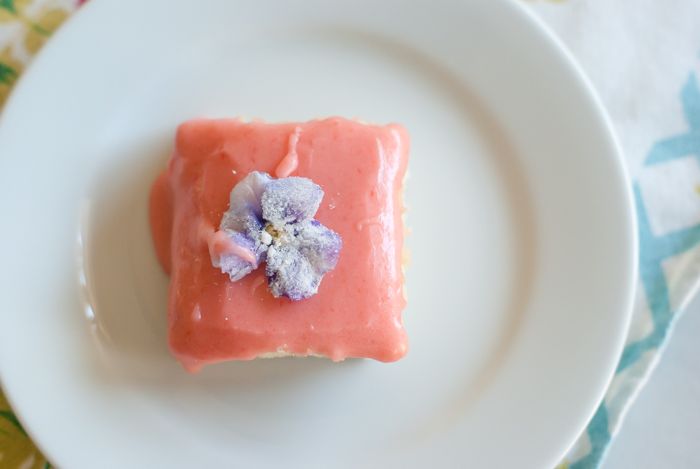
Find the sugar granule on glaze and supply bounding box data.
[210,171,342,300]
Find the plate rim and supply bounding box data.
[506,0,638,464]
[0,0,638,467]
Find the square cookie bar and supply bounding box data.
[149,118,409,371]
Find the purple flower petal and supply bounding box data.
[210,230,261,281]
[212,171,342,300]
[261,177,323,226]
[296,220,342,274]
[220,171,272,237]
[265,244,320,300]
[216,171,272,272]
[264,220,341,299]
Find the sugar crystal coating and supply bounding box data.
[262,177,323,225]
[210,230,258,281]
[212,171,341,300]
[220,171,271,237]
[265,220,342,300]
[297,220,342,274]
[266,244,320,300]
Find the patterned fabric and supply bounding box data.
[563,75,700,469]
[0,0,71,104]
[1,1,699,468]
[0,3,76,467]
[527,2,700,468]
[0,393,49,469]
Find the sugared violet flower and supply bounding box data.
[209,171,342,300]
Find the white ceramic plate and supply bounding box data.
[0,0,636,467]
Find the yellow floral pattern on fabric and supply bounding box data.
[0,0,70,105]
[0,393,49,469]
[1,2,74,466]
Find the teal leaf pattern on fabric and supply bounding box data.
[0,63,18,86]
[0,0,15,14]
[647,74,700,165]
[570,406,609,469]
[569,72,700,469]
[0,410,26,436]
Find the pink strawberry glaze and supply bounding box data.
[149,117,409,372]
[275,126,302,178]
[208,229,257,266]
